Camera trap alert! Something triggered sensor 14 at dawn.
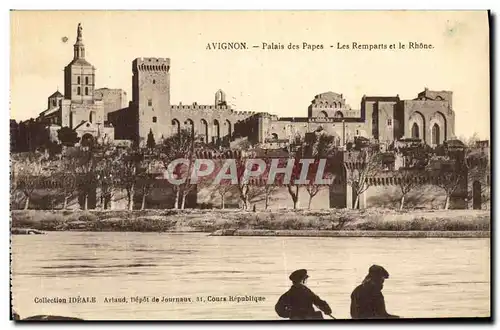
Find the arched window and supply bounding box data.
[200,119,209,143]
[334,111,343,118]
[85,87,89,95]
[411,123,419,138]
[77,77,81,84]
[432,124,440,145]
[271,133,278,140]
[185,119,195,137]
[172,119,181,135]
[153,79,156,84]
[52,99,56,107]
[77,87,81,95]
[319,111,328,118]
[225,119,232,138]
[85,77,89,85]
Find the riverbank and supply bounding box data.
[210,229,490,238]
[10,209,490,235]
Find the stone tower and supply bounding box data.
[215,89,226,106]
[131,58,171,145]
[63,23,96,104]
[61,23,105,131]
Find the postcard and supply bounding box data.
[9,10,490,321]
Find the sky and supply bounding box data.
[10,10,490,139]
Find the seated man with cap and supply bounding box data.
[275,269,332,320]
[350,265,400,319]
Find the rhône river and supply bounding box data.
[11,232,490,320]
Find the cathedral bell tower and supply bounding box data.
[63,23,96,103]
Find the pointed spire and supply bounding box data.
[73,23,85,59]
[76,23,83,43]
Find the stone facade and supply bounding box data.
[237,90,455,149]
[34,23,120,145]
[30,23,456,153]
[94,88,128,118]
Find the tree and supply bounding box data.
[57,127,80,147]
[235,156,257,210]
[263,185,276,210]
[147,129,156,149]
[56,156,79,209]
[94,145,121,210]
[217,181,234,209]
[432,163,465,210]
[158,129,196,209]
[304,133,335,209]
[69,147,97,210]
[117,147,145,210]
[139,154,155,210]
[344,146,384,209]
[12,152,51,210]
[394,168,423,210]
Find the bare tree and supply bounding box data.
[139,156,156,210]
[94,145,122,210]
[344,146,384,209]
[285,157,302,210]
[13,152,50,210]
[394,169,423,210]
[158,129,196,209]
[305,133,335,209]
[70,148,96,210]
[217,184,233,209]
[263,184,277,210]
[117,147,146,210]
[56,156,79,209]
[434,169,465,210]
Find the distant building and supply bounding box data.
[17,23,456,151]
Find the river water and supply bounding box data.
[11,232,490,320]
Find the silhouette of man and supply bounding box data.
[275,269,332,320]
[350,265,400,319]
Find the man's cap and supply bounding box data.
[289,269,309,282]
[368,265,390,279]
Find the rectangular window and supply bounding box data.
[85,77,89,85]
[148,99,153,106]
[387,119,392,126]
[152,116,157,123]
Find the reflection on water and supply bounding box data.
[11,232,490,320]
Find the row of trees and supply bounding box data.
[10,129,490,211]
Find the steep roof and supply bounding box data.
[67,58,93,67]
[49,90,63,98]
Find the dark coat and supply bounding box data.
[275,284,332,320]
[350,282,398,319]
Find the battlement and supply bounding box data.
[232,110,255,117]
[171,104,231,111]
[133,57,171,73]
[308,117,362,123]
[278,117,309,122]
